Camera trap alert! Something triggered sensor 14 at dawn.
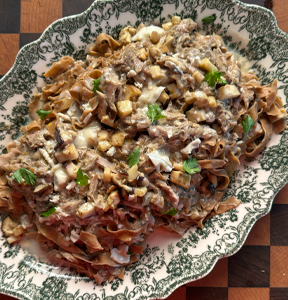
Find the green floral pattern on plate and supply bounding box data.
[0,0,288,299]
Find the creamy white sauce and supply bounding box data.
[84,76,94,90]
[54,167,69,191]
[110,244,130,264]
[70,84,82,93]
[67,102,82,118]
[49,194,60,204]
[19,236,52,264]
[70,229,80,243]
[138,86,165,106]
[106,147,116,156]
[131,25,164,42]
[58,90,71,100]
[82,102,92,110]
[74,121,101,148]
[180,138,201,155]
[66,181,76,190]
[148,149,172,172]
[232,51,254,73]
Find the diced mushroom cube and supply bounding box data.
[185,91,208,107]
[124,84,141,101]
[7,236,21,244]
[2,216,18,237]
[76,202,95,219]
[128,165,138,182]
[100,115,115,127]
[170,171,191,188]
[192,71,205,83]
[55,125,73,147]
[149,46,162,58]
[167,83,181,99]
[186,107,207,123]
[208,96,217,108]
[66,161,78,179]
[199,58,218,72]
[173,163,185,172]
[162,22,173,31]
[103,168,111,182]
[134,187,147,197]
[158,90,169,104]
[150,31,161,44]
[137,48,148,61]
[98,141,111,152]
[164,36,175,52]
[218,84,240,100]
[110,131,126,146]
[116,100,133,118]
[106,191,121,210]
[150,65,163,79]
[13,225,25,237]
[172,16,181,25]
[98,130,110,142]
[55,144,79,163]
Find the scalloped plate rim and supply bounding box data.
[0,0,288,299]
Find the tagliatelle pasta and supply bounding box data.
[0,16,286,283]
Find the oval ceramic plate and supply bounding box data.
[0,1,288,299]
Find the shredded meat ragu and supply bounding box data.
[0,16,286,284]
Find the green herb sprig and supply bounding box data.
[76,168,89,186]
[202,15,216,25]
[11,168,37,185]
[41,207,56,218]
[183,158,200,175]
[127,148,140,167]
[36,109,52,119]
[93,78,101,93]
[205,69,227,87]
[162,208,178,216]
[147,104,166,123]
[241,115,255,139]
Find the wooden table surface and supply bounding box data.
[0,0,288,299]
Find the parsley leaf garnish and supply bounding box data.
[147,104,166,123]
[162,208,178,216]
[183,158,200,175]
[202,15,216,25]
[36,109,52,119]
[127,147,140,167]
[205,68,227,87]
[127,250,134,255]
[41,207,56,218]
[241,115,255,139]
[11,168,37,185]
[76,168,89,186]
[93,78,101,93]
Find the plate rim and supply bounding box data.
[0,0,288,299]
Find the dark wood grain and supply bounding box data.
[270,288,288,300]
[270,205,288,246]
[186,287,228,300]
[0,0,20,33]
[20,33,41,49]
[62,0,95,17]
[228,246,270,287]
[240,0,273,9]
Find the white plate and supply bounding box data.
[0,1,288,299]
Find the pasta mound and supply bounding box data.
[0,17,286,283]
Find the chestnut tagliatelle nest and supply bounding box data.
[0,16,286,283]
